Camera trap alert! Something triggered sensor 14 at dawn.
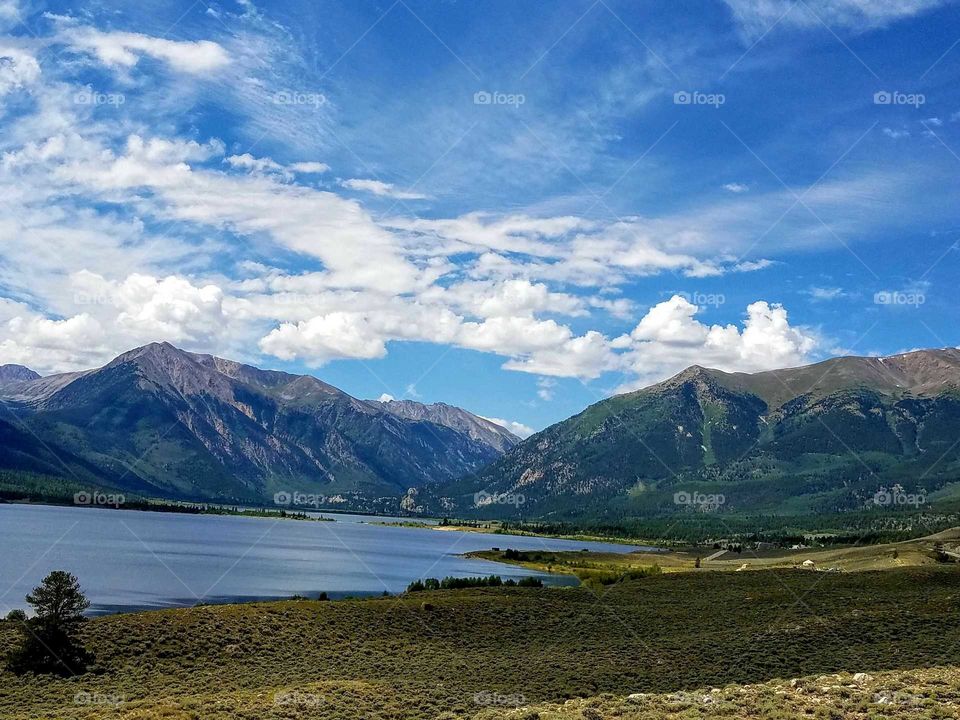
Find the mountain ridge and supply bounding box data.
[4,345,960,517]
[370,398,520,452]
[0,342,517,510]
[0,364,41,386]
[440,348,960,519]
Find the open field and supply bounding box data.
[467,527,960,580]
[3,565,960,719]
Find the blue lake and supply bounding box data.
[0,503,647,615]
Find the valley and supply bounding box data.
[4,345,960,528]
[3,2,959,716]
[4,346,960,719]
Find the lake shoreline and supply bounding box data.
[3,496,664,548]
[0,503,636,615]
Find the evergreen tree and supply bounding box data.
[6,571,94,676]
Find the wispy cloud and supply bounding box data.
[59,26,230,73]
[805,286,849,301]
[723,0,951,36]
[341,178,428,200]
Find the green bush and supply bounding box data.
[576,564,662,589]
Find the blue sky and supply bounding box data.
[0,0,958,435]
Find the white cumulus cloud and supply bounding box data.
[481,416,536,439]
[618,295,818,389]
[259,312,389,363]
[0,45,39,98]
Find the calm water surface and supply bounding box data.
[0,504,647,614]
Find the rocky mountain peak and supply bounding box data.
[0,364,41,385]
[370,397,520,452]
[0,342,519,508]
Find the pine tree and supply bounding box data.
[5,571,94,676]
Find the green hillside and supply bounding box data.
[444,350,960,520]
[2,565,959,719]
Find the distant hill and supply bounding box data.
[440,349,960,518]
[0,343,515,510]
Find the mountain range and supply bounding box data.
[0,343,518,512]
[3,344,960,519]
[444,349,960,519]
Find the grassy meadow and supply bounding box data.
[467,527,960,583]
[2,562,960,719]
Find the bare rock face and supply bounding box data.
[370,398,520,453]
